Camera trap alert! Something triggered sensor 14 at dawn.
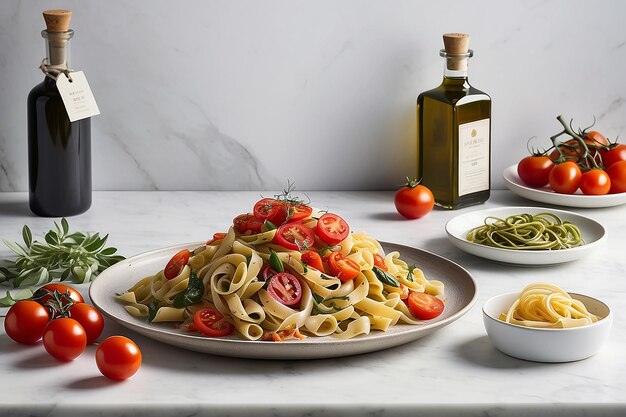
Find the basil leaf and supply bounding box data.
[312,292,324,304]
[172,272,204,308]
[148,301,160,323]
[373,266,400,288]
[269,249,284,273]
[406,265,416,282]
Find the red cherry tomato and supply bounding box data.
[69,303,104,344]
[233,213,264,235]
[4,300,50,344]
[260,265,277,281]
[193,307,235,337]
[301,251,325,272]
[164,249,191,279]
[407,292,444,320]
[607,160,626,193]
[253,198,288,226]
[373,253,387,271]
[517,155,555,187]
[328,252,360,282]
[267,272,303,307]
[315,213,350,245]
[287,204,313,222]
[602,144,626,169]
[34,283,84,307]
[586,131,609,146]
[43,318,87,362]
[548,161,582,194]
[96,336,142,381]
[580,169,611,195]
[274,222,316,250]
[394,179,434,219]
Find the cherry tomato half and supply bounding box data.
[267,272,303,307]
[373,253,387,271]
[394,181,434,219]
[69,303,104,344]
[164,249,191,279]
[602,144,626,169]
[260,265,277,281]
[4,300,50,344]
[193,307,235,337]
[328,252,360,282]
[301,251,325,272]
[274,222,316,250]
[233,213,264,235]
[43,318,87,362]
[549,161,582,194]
[580,169,611,195]
[96,336,142,381]
[607,160,626,194]
[253,198,288,226]
[407,292,444,320]
[34,283,84,307]
[517,155,554,187]
[315,213,350,245]
[287,204,313,223]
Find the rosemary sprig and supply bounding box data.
[1,218,124,289]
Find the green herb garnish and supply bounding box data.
[406,265,416,282]
[372,266,400,288]
[172,272,204,308]
[269,249,284,273]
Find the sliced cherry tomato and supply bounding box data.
[316,213,350,245]
[164,249,191,279]
[549,161,582,194]
[580,169,611,195]
[328,252,360,282]
[394,179,435,219]
[4,300,50,344]
[34,283,84,307]
[602,144,626,169]
[287,204,313,222]
[274,222,316,250]
[233,213,264,235]
[69,303,104,344]
[260,265,277,281]
[373,253,387,271]
[253,198,288,226]
[407,292,444,320]
[96,336,142,381]
[607,160,626,193]
[193,307,235,337]
[267,272,303,307]
[517,155,554,187]
[43,318,87,362]
[301,251,325,272]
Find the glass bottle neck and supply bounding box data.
[440,48,472,81]
[42,29,73,69]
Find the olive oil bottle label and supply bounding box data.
[458,118,490,196]
[56,71,100,122]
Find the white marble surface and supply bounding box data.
[1,1,626,191]
[0,190,624,416]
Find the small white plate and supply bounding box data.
[445,206,607,265]
[503,164,626,208]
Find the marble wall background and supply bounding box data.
[1,0,625,191]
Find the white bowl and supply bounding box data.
[483,291,612,362]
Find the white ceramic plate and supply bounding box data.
[445,206,607,265]
[503,164,626,208]
[90,242,477,360]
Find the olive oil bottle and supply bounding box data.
[417,33,491,209]
[27,10,92,217]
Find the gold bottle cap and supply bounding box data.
[43,9,72,32]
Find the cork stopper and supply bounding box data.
[43,9,72,32]
[442,33,470,71]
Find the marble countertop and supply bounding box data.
[0,190,624,417]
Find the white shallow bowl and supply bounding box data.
[445,206,607,266]
[503,164,626,208]
[483,291,612,362]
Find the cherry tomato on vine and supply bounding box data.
[267,272,303,307]
[580,169,611,195]
[601,144,626,169]
[43,318,87,361]
[253,198,288,226]
[373,253,387,271]
[549,132,609,162]
[517,155,554,187]
[34,283,84,307]
[301,251,325,272]
[4,300,50,344]
[394,178,434,219]
[96,336,142,380]
[407,292,444,320]
[163,249,191,279]
[69,303,104,344]
[315,213,350,245]
[328,252,360,282]
[274,222,316,250]
[549,161,582,194]
[586,131,609,146]
[233,213,264,235]
[193,307,235,338]
[607,160,626,194]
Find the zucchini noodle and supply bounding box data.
[466,213,583,250]
[500,282,598,328]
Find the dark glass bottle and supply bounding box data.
[417,34,491,209]
[27,13,91,217]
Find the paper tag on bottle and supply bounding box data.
[56,71,101,122]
